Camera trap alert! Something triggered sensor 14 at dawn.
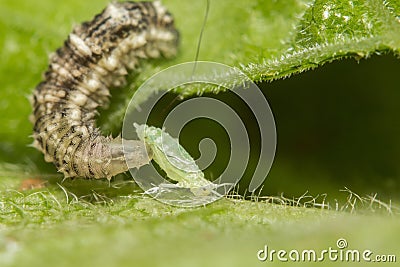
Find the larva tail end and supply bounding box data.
[123,139,152,169]
[107,138,151,177]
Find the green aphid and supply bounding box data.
[134,123,215,196]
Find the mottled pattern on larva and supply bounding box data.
[30,1,179,179]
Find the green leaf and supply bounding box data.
[1,1,399,265]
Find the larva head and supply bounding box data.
[103,1,179,59]
[152,1,178,31]
[149,1,180,58]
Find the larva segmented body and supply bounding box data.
[30,1,179,179]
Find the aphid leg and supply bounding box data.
[190,182,235,197]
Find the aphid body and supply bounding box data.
[135,124,215,196]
